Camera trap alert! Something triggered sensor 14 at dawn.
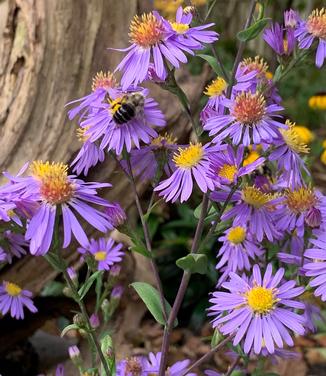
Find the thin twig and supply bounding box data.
[224,355,241,376]
[180,335,234,376]
[63,268,111,376]
[158,194,209,376]
[126,158,169,322]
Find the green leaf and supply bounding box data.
[61,323,80,337]
[129,243,152,258]
[40,281,64,297]
[176,254,208,274]
[194,203,217,221]
[237,18,271,42]
[78,271,103,300]
[130,282,176,326]
[196,54,223,76]
[211,328,224,347]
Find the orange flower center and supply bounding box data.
[306,8,326,39]
[92,71,116,91]
[285,187,318,214]
[232,92,266,125]
[30,161,75,205]
[129,13,165,48]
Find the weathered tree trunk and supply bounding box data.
[0,0,209,293]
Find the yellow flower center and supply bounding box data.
[218,164,238,182]
[293,125,315,144]
[246,286,276,314]
[306,8,326,39]
[240,56,269,76]
[91,71,116,91]
[31,161,75,205]
[129,13,165,48]
[285,187,318,214]
[265,71,273,80]
[243,150,260,166]
[283,39,288,53]
[232,92,266,125]
[76,127,90,143]
[227,226,246,244]
[280,120,310,154]
[5,282,22,296]
[204,77,228,97]
[94,251,107,261]
[173,143,204,169]
[151,133,177,147]
[170,22,189,34]
[242,186,272,208]
[308,94,326,110]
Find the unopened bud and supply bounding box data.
[90,313,100,329]
[63,286,73,298]
[110,265,121,278]
[73,313,86,328]
[68,345,82,368]
[305,207,322,228]
[105,202,127,227]
[67,267,78,286]
[111,285,124,299]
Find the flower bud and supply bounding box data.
[73,313,86,328]
[111,285,124,299]
[90,313,100,329]
[67,267,78,286]
[68,345,83,369]
[284,9,299,28]
[63,286,73,298]
[110,265,121,278]
[105,202,127,227]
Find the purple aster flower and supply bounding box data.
[144,352,196,376]
[277,231,306,266]
[209,144,265,186]
[0,199,16,222]
[0,231,27,264]
[263,22,296,56]
[116,356,147,376]
[269,120,310,188]
[211,185,282,241]
[71,128,105,176]
[203,90,285,146]
[78,237,124,271]
[295,8,326,68]
[114,8,218,89]
[67,71,116,121]
[105,202,127,227]
[276,186,324,238]
[2,161,113,255]
[154,143,223,203]
[81,87,166,155]
[203,76,228,112]
[209,264,305,355]
[126,133,178,181]
[0,281,37,319]
[216,225,264,273]
[304,230,326,301]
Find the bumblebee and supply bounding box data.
[112,92,145,124]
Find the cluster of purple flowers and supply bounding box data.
[1,3,326,373]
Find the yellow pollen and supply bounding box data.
[285,187,318,214]
[5,282,22,296]
[92,71,116,91]
[241,56,269,76]
[293,125,315,144]
[246,286,276,314]
[173,143,204,169]
[218,164,237,182]
[242,186,272,208]
[76,127,90,143]
[170,21,189,34]
[94,251,107,261]
[283,39,288,53]
[151,133,177,147]
[30,161,75,205]
[129,13,164,48]
[243,150,260,166]
[232,92,266,125]
[227,226,246,244]
[109,97,124,115]
[280,120,310,154]
[265,71,273,80]
[204,77,228,97]
[306,8,326,39]
[309,94,326,110]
